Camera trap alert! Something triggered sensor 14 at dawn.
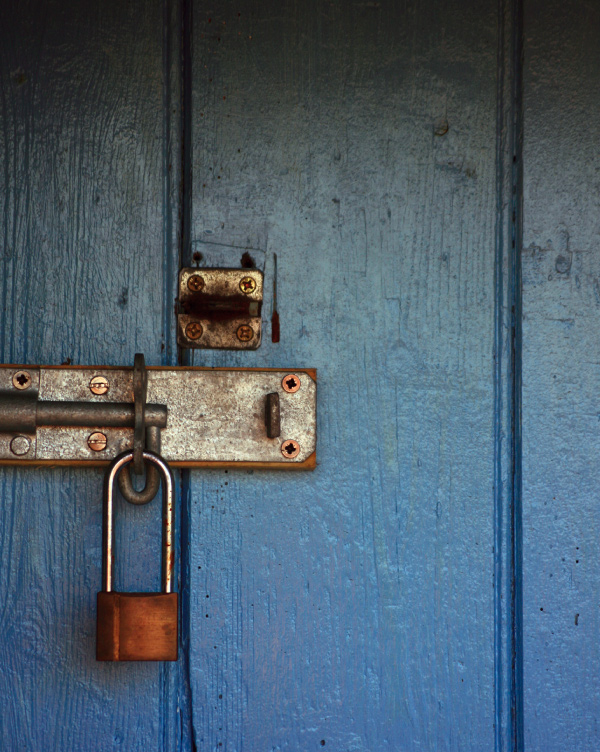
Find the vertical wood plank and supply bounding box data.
[0,1,178,748]
[522,2,600,748]
[188,1,510,748]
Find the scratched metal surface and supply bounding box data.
[0,1,179,749]
[0,367,315,464]
[522,2,600,748]
[187,1,512,749]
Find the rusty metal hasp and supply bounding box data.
[177,268,263,349]
[0,361,316,468]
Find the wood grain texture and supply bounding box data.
[188,1,508,748]
[0,1,178,748]
[522,2,600,748]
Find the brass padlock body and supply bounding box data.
[97,592,178,661]
[97,450,177,662]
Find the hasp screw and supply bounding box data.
[281,439,300,459]
[187,274,205,292]
[10,435,31,456]
[12,371,32,390]
[186,322,204,340]
[237,324,254,342]
[89,376,109,395]
[239,276,257,294]
[88,432,107,452]
[282,374,301,393]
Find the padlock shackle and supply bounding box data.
[102,450,174,594]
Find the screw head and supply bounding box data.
[239,276,257,294]
[236,324,254,342]
[88,432,107,452]
[282,374,301,393]
[185,322,204,340]
[281,439,300,459]
[89,375,109,395]
[187,274,205,292]
[12,371,32,390]
[10,435,31,456]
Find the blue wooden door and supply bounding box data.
[6,0,595,750]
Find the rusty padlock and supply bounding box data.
[97,450,178,661]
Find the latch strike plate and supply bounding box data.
[178,268,263,349]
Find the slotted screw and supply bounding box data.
[89,376,109,395]
[88,432,107,452]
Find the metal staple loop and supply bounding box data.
[118,353,162,505]
[132,353,147,476]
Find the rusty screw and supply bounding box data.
[282,374,301,393]
[185,322,204,340]
[10,435,31,456]
[239,276,257,294]
[88,432,107,452]
[187,274,205,292]
[89,375,109,395]
[237,324,254,342]
[281,439,300,459]
[12,371,32,390]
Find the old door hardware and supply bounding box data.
[0,362,316,468]
[97,450,178,661]
[178,267,263,349]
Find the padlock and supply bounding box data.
[97,450,178,661]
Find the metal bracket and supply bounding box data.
[178,268,263,349]
[0,364,316,468]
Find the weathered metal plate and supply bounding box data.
[0,366,316,467]
[178,268,263,349]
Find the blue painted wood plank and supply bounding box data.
[0,1,179,749]
[522,2,600,748]
[188,2,514,748]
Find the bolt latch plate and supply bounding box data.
[0,366,316,468]
[178,268,263,349]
